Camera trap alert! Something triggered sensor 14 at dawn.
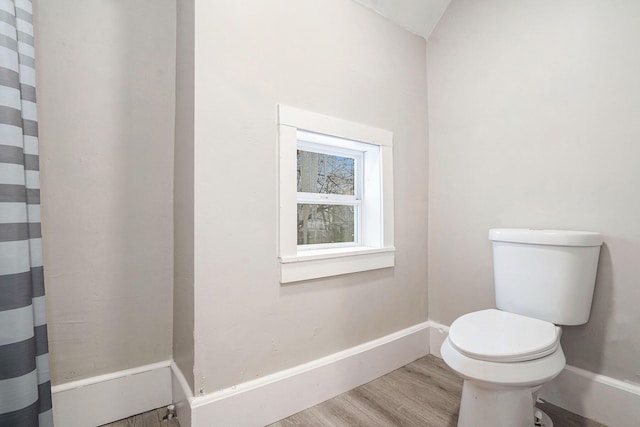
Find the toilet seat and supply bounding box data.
[448,309,561,363]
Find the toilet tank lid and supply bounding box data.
[489,228,603,247]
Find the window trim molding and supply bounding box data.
[278,104,395,283]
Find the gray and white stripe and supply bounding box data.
[0,1,53,426]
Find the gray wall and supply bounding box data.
[190,0,429,393]
[428,0,640,382]
[34,0,176,384]
[173,0,196,393]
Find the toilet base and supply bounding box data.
[457,381,553,427]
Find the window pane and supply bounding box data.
[297,150,355,195]
[297,204,355,245]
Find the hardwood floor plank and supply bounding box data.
[100,408,179,427]
[139,410,161,427]
[358,368,457,426]
[347,388,415,426]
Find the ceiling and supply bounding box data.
[352,0,451,39]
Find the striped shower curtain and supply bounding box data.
[0,0,54,426]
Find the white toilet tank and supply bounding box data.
[489,228,603,325]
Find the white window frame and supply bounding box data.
[297,134,363,250]
[278,104,395,283]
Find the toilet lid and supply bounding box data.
[448,309,561,362]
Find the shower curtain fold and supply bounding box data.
[0,0,54,426]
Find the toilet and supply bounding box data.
[441,228,603,427]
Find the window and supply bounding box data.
[297,132,362,249]
[278,105,395,283]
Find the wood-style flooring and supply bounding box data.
[100,408,179,427]
[102,355,605,427]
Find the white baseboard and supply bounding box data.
[427,321,449,358]
[50,322,640,427]
[51,361,172,427]
[171,360,193,427]
[427,320,640,427]
[539,364,640,427]
[182,322,429,427]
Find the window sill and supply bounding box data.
[279,247,395,283]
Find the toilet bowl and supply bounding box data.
[441,309,566,427]
[441,229,603,427]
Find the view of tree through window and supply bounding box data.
[297,150,356,245]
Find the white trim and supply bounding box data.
[539,364,640,427]
[278,104,392,147]
[277,104,395,283]
[278,123,298,258]
[170,361,194,427]
[50,360,170,393]
[426,320,640,427]
[297,193,360,204]
[427,320,449,359]
[188,322,429,427]
[170,360,194,402]
[280,247,395,283]
[51,361,172,427]
[280,246,395,263]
